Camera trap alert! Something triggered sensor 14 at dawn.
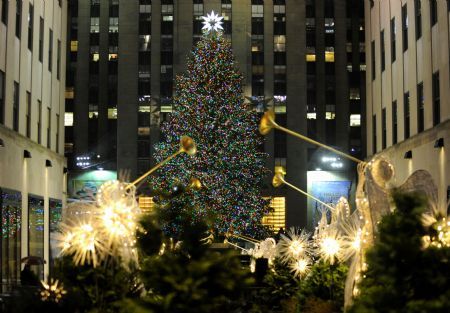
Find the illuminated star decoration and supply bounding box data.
[201,10,224,33]
[40,278,67,303]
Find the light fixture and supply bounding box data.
[0,138,4,147]
[45,160,53,167]
[404,150,412,159]
[434,138,444,148]
[24,150,32,158]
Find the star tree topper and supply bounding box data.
[202,10,224,33]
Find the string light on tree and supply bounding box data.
[149,15,269,236]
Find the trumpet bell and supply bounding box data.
[188,177,202,190]
[272,173,285,188]
[259,110,276,135]
[180,136,197,155]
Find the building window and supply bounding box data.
[193,0,204,43]
[417,82,424,132]
[404,92,410,139]
[15,0,21,38]
[26,91,31,138]
[0,189,22,286]
[415,0,421,39]
[37,100,41,144]
[90,17,99,33]
[371,40,375,80]
[57,40,61,80]
[47,107,51,149]
[430,0,438,26]
[391,17,396,62]
[392,100,398,144]
[28,196,44,279]
[350,114,361,127]
[109,17,118,33]
[48,199,62,276]
[372,115,377,153]
[221,0,232,37]
[402,4,408,52]
[48,29,53,72]
[28,3,33,50]
[0,70,4,124]
[380,30,385,71]
[38,17,43,62]
[382,107,387,149]
[13,81,19,131]
[56,114,59,153]
[1,0,8,25]
[432,71,440,126]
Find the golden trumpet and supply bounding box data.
[260,110,363,164]
[128,136,197,188]
[272,172,334,211]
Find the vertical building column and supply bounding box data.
[118,0,139,178]
[335,0,349,151]
[286,0,307,227]
[98,0,110,159]
[232,0,251,97]
[74,0,90,155]
[315,0,326,142]
[174,1,192,75]
[264,1,274,180]
[150,1,161,167]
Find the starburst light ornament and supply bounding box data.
[201,10,224,33]
[277,228,312,264]
[290,257,311,278]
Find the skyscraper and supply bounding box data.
[66,0,365,229]
[366,0,449,209]
[0,0,67,284]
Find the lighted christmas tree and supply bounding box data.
[150,12,269,236]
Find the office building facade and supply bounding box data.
[366,0,450,209]
[0,0,67,284]
[66,0,365,229]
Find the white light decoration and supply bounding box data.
[277,228,312,264]
[201,10,224,33]
[40,278,67,303]
[290,257,311,278]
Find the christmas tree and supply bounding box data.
[150,17,269,237]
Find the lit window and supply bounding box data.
[139,106,151,113]
[325,51,335,62]
[65,87,74,99]
[89,112,98,119]
[262,197,286,232]
[90,17,100,33]
[108,108,117,119]
[91,53,99,62]
[350,114,361,126]
[138,127,150,136]
[108,53,118,60]
[64,113,73,126]
[307,112,317,119]
[306,54,316,62]
[274,35,286,52]
[326,112,336,120]
[70,40,78,52]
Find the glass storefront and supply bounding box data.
[0,188,22,289]
[49,199,62,275]
[28,195,44,279]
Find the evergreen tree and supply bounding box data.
[349,193,450,313]
[150,31,269,236]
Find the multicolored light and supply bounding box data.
[149,31,269,236]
